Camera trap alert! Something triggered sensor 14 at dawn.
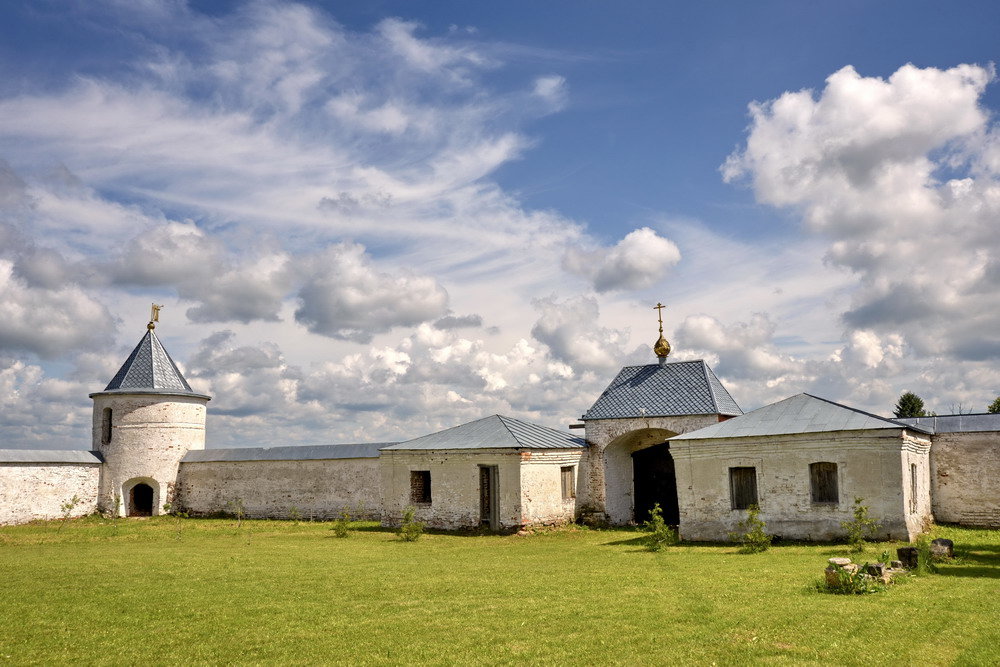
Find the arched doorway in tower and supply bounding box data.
[632,442,679,525]
[603,428,678,524]
[128,483,154,517]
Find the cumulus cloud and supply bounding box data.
[433,314,484,330]
[0,260,116,358]
[563,227,681,292]
[724,63,1000,364]
[530,295,640,372]
[295,242,449,343]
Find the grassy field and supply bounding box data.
[0,517,997,665]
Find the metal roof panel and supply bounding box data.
[582,360,743,420]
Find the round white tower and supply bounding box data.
[91,313,210,517]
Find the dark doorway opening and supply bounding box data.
[479,465,498,530]
[129,483,154,517]
[632,443,679,525]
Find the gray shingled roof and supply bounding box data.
[93,328,208,398]
[671,393,932,440]
[582,360,742,420]
[382,415,587,451]
[182,443,391,463]
[896,413,1000,434]
[0,449,103,464]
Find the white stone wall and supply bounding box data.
[380,449,525,529]
[177,458,382,519]
[930,431,1000,527]
[93,393,208,516]
[519,450,587,526]
[584,415,721,522]
[670,429,932,542]
[0,463,100,525]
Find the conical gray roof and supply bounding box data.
[93,328,208,398]
[582,360,742,420]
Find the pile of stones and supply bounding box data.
[825,538,955,589]
[824,557,906,587]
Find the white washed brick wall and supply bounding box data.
[177,458,381,520]
[930,431,1000,527]
[0,464,100,525]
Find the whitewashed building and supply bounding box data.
[1,314,998,541]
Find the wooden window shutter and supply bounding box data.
[560,466,575,500]
[729,467,758,510]
[809,462,838,503]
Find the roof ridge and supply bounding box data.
[699,360,719,412]
[496,414,528,446]
[397,414,502,445]
[801,393,933,433]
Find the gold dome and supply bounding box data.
[653,302,670,359]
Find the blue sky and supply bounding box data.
[0,1,998,448]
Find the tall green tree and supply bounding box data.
[988,397,1000,414]
[893,391,926,418]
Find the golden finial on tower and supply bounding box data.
[653,302,671,360]
[148,303,163,331]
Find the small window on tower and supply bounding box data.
[410,470,431,504]
[101,408,113,445]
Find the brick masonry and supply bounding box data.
[0,463,100,525]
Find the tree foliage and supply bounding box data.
[987,397,1000,414]
[893,391,926,418]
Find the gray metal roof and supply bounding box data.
[382,415,587,451]
[671,393,932,440]
[896,413,1000,434]
[582,360,742,420]
[0,449,103,464]
[92,328,208,398]
[182,443,391,463]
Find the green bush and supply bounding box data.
[642,503,678,552]
[841,497,882,553]
[822,565,887,595]
[729,504,771,553]
[397,506,424,542]
[913,535,939,576]
[331,510,351,538]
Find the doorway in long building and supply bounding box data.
[632,443,679,525]
[479,465,498,530]
[129,483,154,517]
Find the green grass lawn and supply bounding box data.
[0,517,997,665]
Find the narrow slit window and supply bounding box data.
[101,408,113,445]
[560,466,575,500]
[410,470,431,504]
[729,467,758,510]
[910,463,918,513]
[809,462,839,503]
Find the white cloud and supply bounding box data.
[724,63,1000,364]
[295,242,449,343]
[0,260,116,358]
[563,227,681,292]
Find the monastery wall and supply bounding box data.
[177,458,381,520]
[671,429,932,542]
[930,431,1000,527]
[0,462,100,525]
[380,449,524,529]
[519,449,587,526]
